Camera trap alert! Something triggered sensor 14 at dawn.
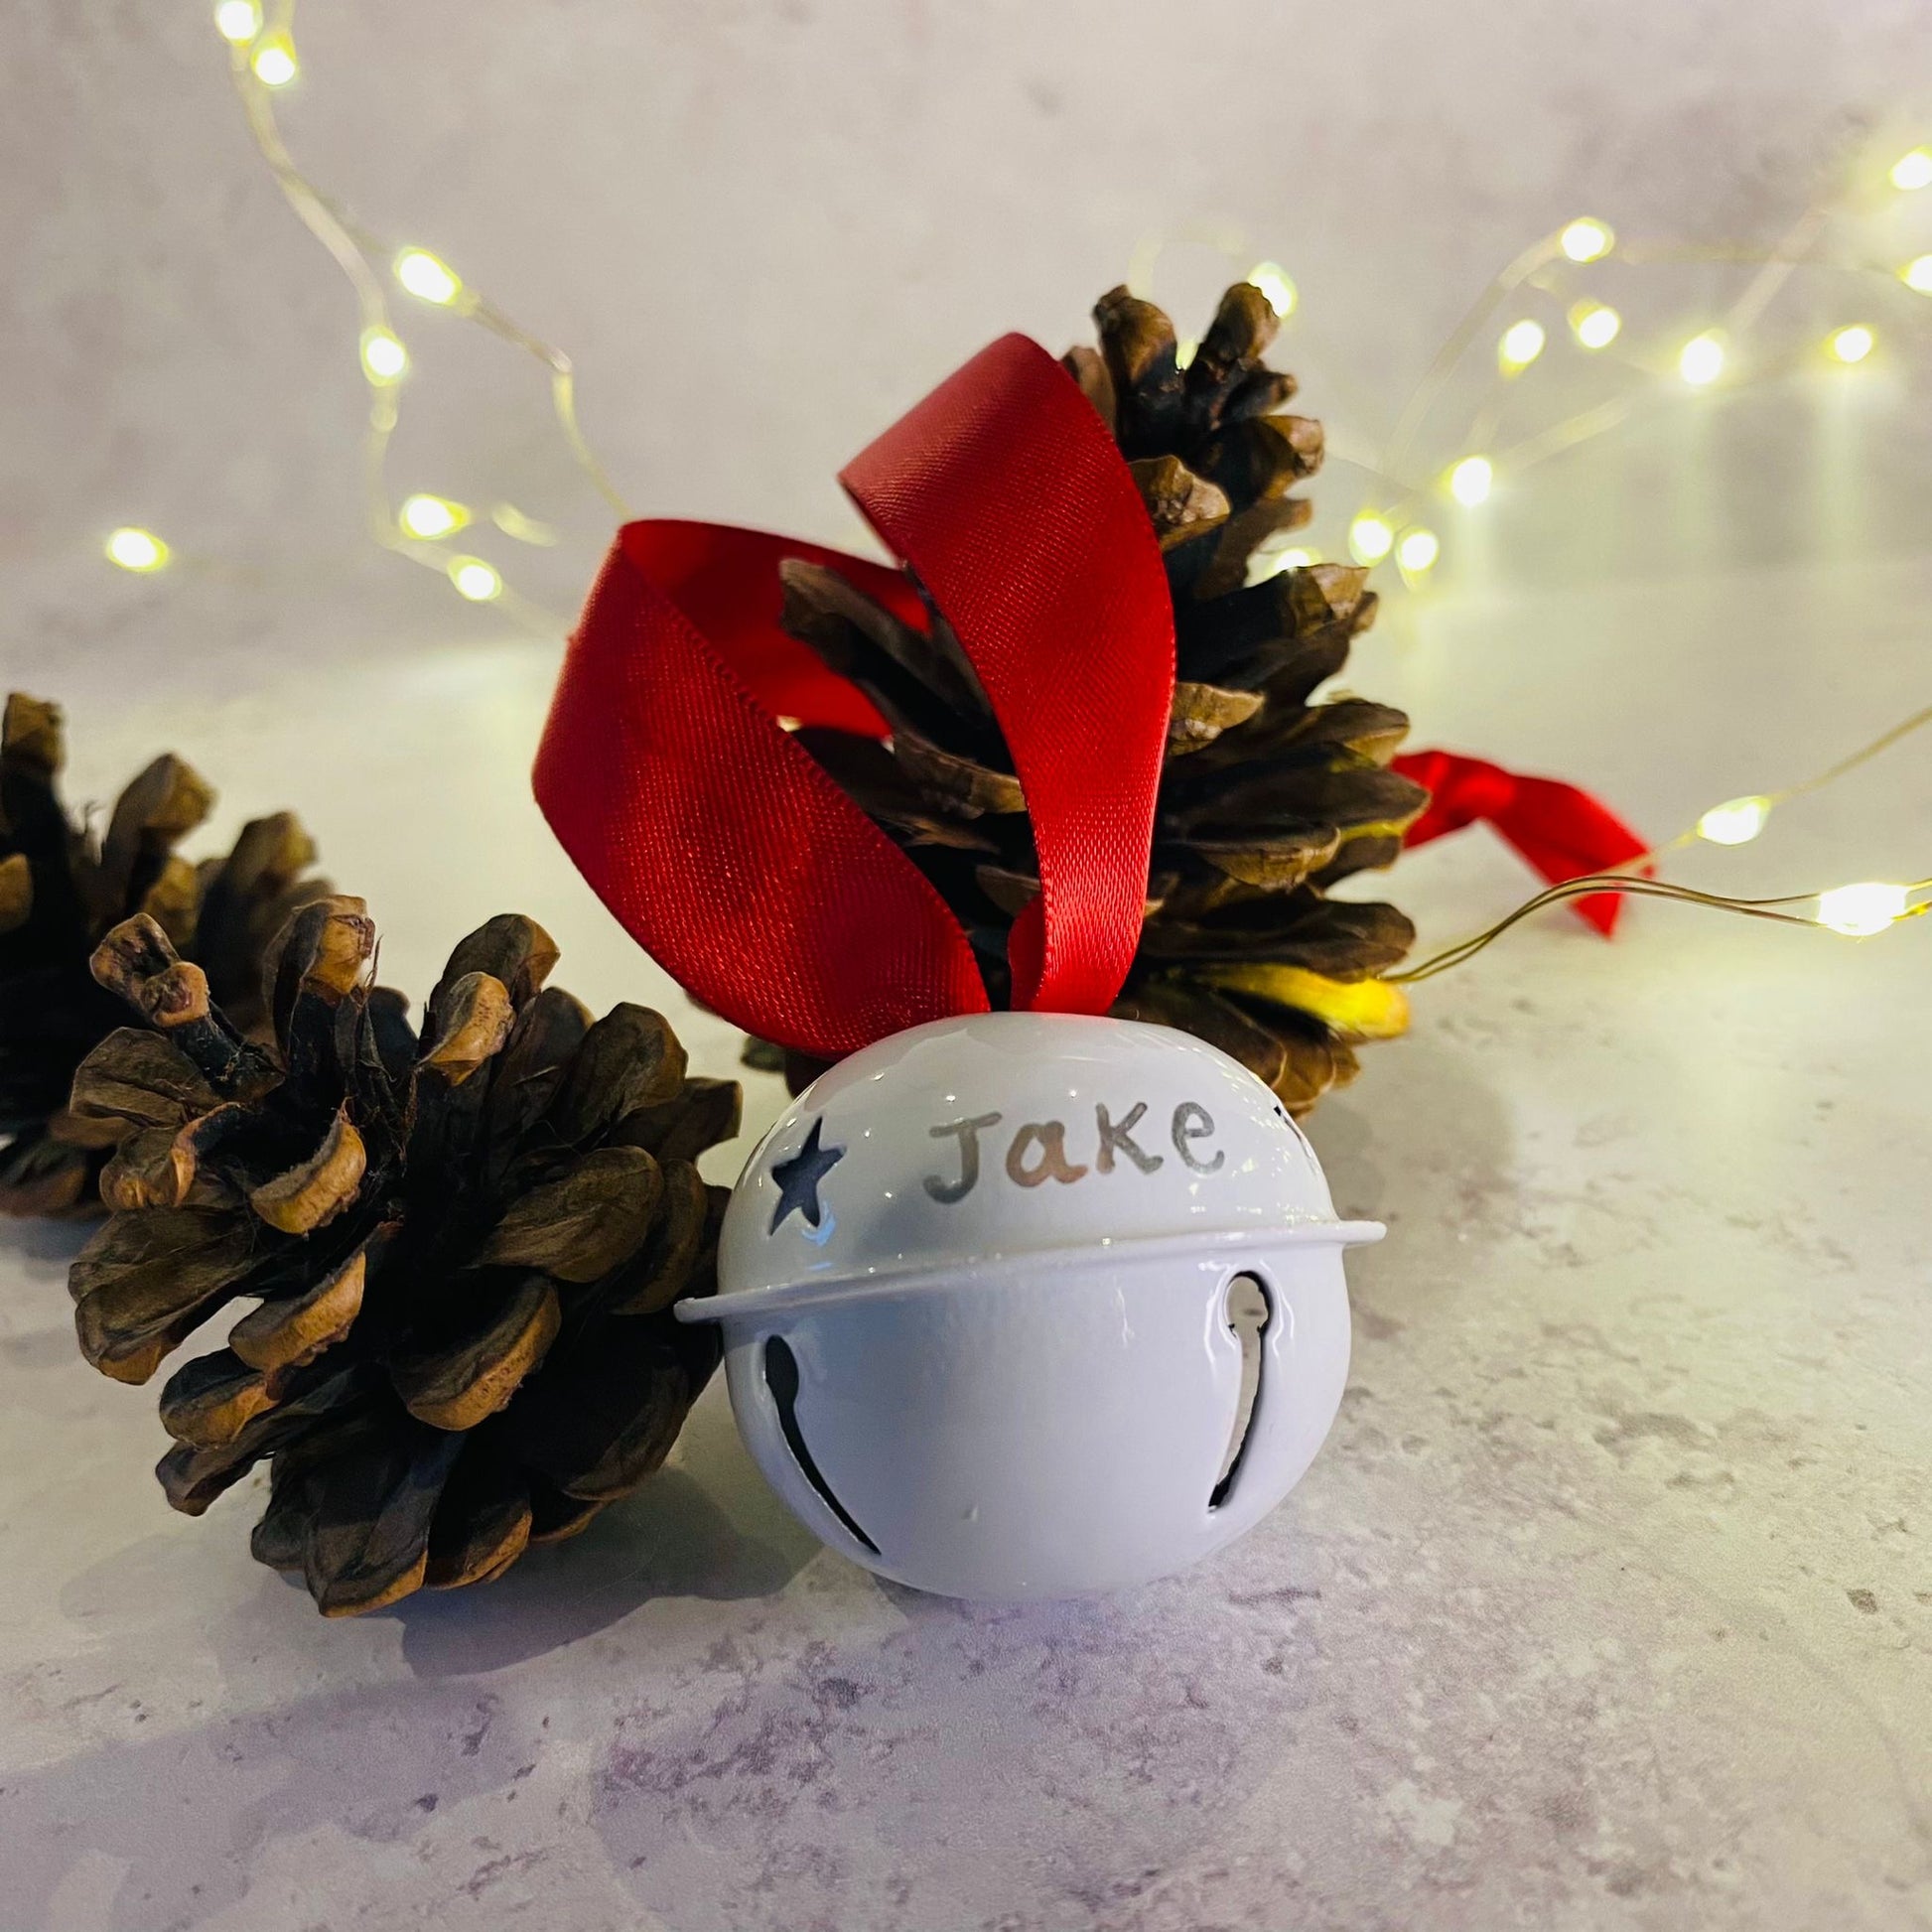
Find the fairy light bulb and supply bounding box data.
[1246,533,1297,585]
[250,34,297,85]
[359,326,408,385]
[394,249,463,307]
[1570,301,1621,349]
[1901,256,1932,295]
[1828,325,1874,364]
[1246,262,1298,319]
[449,557,502,602]
[1815,882,1909,937]
[398,494,469,539]
[1890,148,1932,192]
[1396,528,1440,574]
[1696,795,1771,846]
[1679,332,1725,385]
[1250,540,1319,583]
[213,0,261,43]
[1559,217,1614,263]
[1498,320,1546,372]
[105,528,170,573]
[1348,514,1395,564]
[1449,455,1493,506]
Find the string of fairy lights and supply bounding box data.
[1088,167,1932,955]
[108,0,632,631]
[98,7,1932,957]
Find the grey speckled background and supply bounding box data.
[3,4,1932,1928]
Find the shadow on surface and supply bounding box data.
[15,1392,821,1928]
[0,1212,92,1270]
[0,1214,91,1373]
[49,1355,815,1686]
[1,1663,548,1932]
[384,1387,819,1677]
[387,1461,812,1679]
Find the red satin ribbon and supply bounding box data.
[535,334,1173,1058]
[1392,749,1649,935]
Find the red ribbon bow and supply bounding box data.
[535,334,1649,1057]
[535,335,1173,1059]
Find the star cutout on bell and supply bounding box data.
[768,1117,844,1233]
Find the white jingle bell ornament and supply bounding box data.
[541,330,1388,1599]
[681,1011,1382,1599]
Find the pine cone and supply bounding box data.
[769,284,1427,1112]
[68,899,739,1615]
[0,692,328,1215]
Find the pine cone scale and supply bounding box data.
[391,1274,562,1432]
[158,1346,282,1449]
[0,851,31,932]
[302,1423,466,1617]
[422,1451,532,1590]
[605,1165,720,1316]
[157,1361,372,1515]
[480,1144,664,1283]
[503,1315,721,1504]
[247,1107,367,1234]
[228,1249,366,1371]
[71,1205,261,1382]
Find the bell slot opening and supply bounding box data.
[763,1333,881,1556]
[1209,1273,1271,1512]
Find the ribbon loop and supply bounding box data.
[841,335,1174,1015]
[535,336,1174,1058]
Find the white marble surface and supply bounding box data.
[3,545,1930,1930]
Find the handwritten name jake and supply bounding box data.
[923,1102,1223,1204]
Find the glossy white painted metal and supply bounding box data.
[682,1013,1383,1598]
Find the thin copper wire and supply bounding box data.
[1635,704,1932,867]
[228,8,627,631]
[1389,875,1932,985]
[1387,701,1932,986]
